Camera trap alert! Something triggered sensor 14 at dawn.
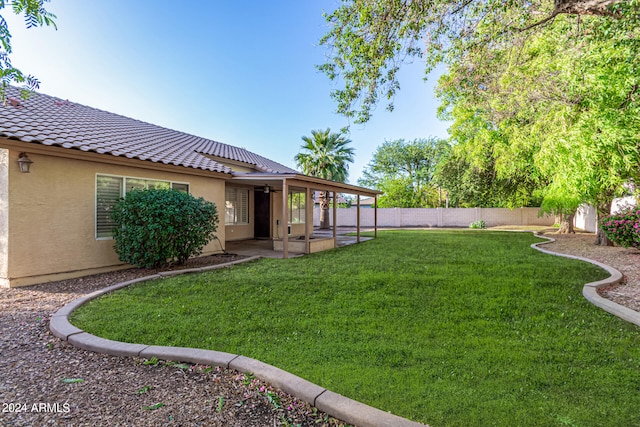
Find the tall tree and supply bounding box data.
[0,0,57,102]
[320,0,639,243]
[359,138,449,207]
[294,128,355,229]
[437,12,639,239]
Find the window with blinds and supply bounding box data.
[96,175,190,239]
[225,187,249,225]
[96,175,123,238]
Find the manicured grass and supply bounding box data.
[71,230,640,426]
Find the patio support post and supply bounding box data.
[356,194,361,243]
[304,186,311,253]
[332,191,337,249]
[282,178,289,259]
[374,195,378,238]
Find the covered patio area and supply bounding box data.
[229,172,381,258]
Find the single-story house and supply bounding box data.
[0,87,380,288]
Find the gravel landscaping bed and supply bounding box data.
[1,232,638,427]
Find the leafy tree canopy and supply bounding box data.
[358,137,449,207]
[434,141,544,208]
[319,0,638,123]
[0,0,56,102]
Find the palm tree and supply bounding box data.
[295,128,355,229]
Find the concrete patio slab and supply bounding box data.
[225,228,373,258]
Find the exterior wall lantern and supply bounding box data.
[263,185,270,194]
[17,153,33,173]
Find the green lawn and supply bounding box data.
[71,230,640,426]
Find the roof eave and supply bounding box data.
[230,172,382,197]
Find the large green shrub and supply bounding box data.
[111,189,219,268]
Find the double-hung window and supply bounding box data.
[225,187,249,225]
[96,175,189,239]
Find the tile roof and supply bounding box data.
[0,87,298,174]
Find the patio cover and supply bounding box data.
[231,172,382,258]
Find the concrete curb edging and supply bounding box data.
[531,233,640,328]
[49,255,427,427]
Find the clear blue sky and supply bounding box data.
[5,0,450,184]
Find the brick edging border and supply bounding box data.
[49,255,426,427]
[531,233,640,327]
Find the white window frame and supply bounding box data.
[225,187,250,225]
[95,174,190,240]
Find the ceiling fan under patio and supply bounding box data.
[255,185,279,194]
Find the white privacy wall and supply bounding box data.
[575,197,639,233]
[314,196,637,230]
[313,207,555,228]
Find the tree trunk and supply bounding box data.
[594,228,613,246]
[554,214,563,226]
[557,213,575,234]
[319,191,330,229]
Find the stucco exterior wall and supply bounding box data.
[272,191,285,239]
[575,204,597,233]
[0,148,8,286]
[225,223,255,241]
[4,148,226,287]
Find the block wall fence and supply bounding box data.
[314,197,637,231]
[312,207,555,228]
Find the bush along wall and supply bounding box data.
[599,208,640,249]
[111,188,219,268]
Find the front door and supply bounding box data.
[254,190,271,239]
